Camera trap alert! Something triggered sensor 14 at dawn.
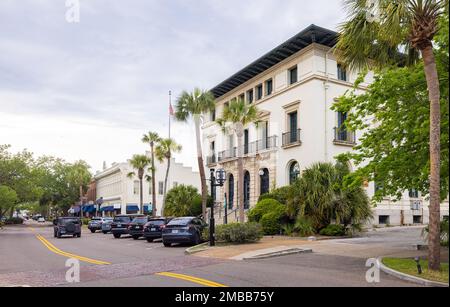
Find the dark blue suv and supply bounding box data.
[162,217,207,247]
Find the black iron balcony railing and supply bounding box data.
[217,136,278,162]
[282,129,302,147]
[334,127,356,145]
[218,147,237,162]
[206,155,217,165]
[248,135,278,153]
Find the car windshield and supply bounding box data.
[60,218,79,225]
[132,217,148,224]
[148,220,165,226]
[114,216,130,223]
[167,218,192,226]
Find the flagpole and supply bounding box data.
[169,90,172,139]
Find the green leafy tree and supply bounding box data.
[337,0,448,270]
[175,89,216,219]
[67,160,92,217]
[155,139,182,216]
[164,185,203,217]
[142,132,161,217]
[0,185,18,219]
[216,99,260,223]
[127,155,152,215]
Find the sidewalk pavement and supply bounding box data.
[194,236,317,260]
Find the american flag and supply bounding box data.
[169,102,174,116]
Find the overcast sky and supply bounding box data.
[0,0,345,173]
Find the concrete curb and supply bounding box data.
[243,248,313,260]
[184,242,210,255]
[377,257,449,288]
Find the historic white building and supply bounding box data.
[202,25,449,226]
[94,154,201,216]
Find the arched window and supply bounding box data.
[244,171,251,210]
[289,161,300,185]
[228,174,234,209]
[260,168,270,195]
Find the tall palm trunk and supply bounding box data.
[236,124,245,223]
[194,115,208,219]
[161,157,171,216]
[422,45,441,271]
[151,143,157,217]
[139,177,144,215]
[79,185,83,218]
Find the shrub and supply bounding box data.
[81,218,90,225]
[248,199,284,223]
[294,216,315,237]
[319,224,346,237]
[214,223,263,244]
[258,186,291,204]
[260,212,283,235]
[4,217,24,225]
[164,185,203,217]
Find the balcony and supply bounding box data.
[248,135,278,154]
[218,148,237,162]
[282,129,302,148]
[218,136,278,162]
[410,200,423,211]
[333,127,356,146]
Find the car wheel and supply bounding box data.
[132,235,140,240]
[90,229,96,233]
[57,231,61,239]
[113,234,121,239]
[146,238,154,243]
[163,242,171,247]
[53,231,57,238]
[77,233,81,238]
[102,231,108,234]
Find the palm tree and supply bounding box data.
[217,99,260,223]
[337,0,446,271]
[174,88,216,219]
[127,155,152,215]
[142,132,161,217]
[67,160,91,218]
[155,138,182,216]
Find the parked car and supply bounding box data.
[101,218,114,234]
[53,217,82,238]
[128,216,152,240]
[37,217,46,223]
[162,217,207,247]
[143,217,172,242]
[111,214,144,239]
[88,217,113,233]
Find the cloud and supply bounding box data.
[0,0,344,171]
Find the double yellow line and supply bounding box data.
[156,272,227,287]
[35,234,111,265]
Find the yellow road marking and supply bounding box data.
[156,272,227,287]
[35,234,111,265]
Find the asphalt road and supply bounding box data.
[0,221,425,287]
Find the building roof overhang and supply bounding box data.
[210,24,338,99]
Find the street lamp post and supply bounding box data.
[209,168,226,247]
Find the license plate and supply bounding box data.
[117,224,122,227]
[60,230,66,234]
[151,228,156,232]
[172,230,179,234]
[135,226,140,229]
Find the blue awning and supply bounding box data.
[100,206,114,212]
[126,204,139,212]
[82,205,96,213]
